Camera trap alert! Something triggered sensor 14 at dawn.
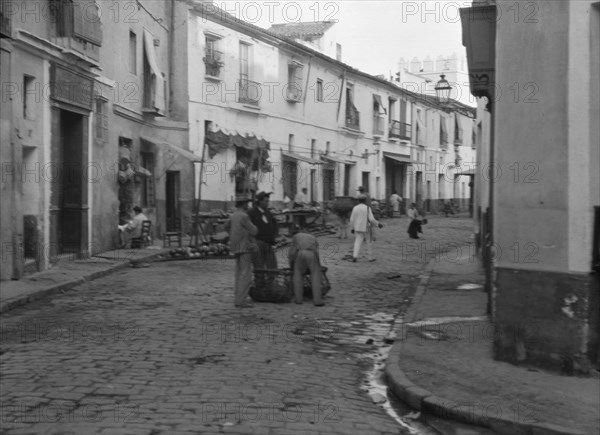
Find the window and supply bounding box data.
[204,35,223,77]
[316,79,323,102]
[56,0,103,46]
[373,95,385,135]
[95,99,108,142]
[238,42,259,104]
[388,97,396,123]
[440,115,449,146]
[345,85,359,129]
[325,141,331,155]
[311,139,316,158]
[140,152,155,207]
[23,75,35,120]
[129,31,137,74]
[1,0,12,37]
[286,60,304,102]
[454,114,464,145]
[288,134,294,152]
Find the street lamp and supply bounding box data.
[435,74,452,104]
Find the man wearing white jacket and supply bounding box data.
[349,194,383,262]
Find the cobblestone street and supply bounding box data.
[1,217,475,435]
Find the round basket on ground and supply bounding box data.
[249,268,294,303]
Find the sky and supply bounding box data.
[217,0,471,77]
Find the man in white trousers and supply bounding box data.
[349,194,383,262]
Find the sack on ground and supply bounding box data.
[303,267,332,298]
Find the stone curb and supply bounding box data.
[383,260,586,435]
[0,251,166,314]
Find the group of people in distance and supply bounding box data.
[228,191,324,308]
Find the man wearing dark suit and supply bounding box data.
[247,191,279,270]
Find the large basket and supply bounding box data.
[250,268,294,303]
[331,196,357,215]
[249,267,332,302]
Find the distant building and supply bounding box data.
[182,6,475,215]
[268,21,342,61]
[396,54,475,107]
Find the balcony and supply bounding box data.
[345,106,360,130]
[53,0,102,63]
[238,78,261,106]
[1,0,11,38]
[203,49,224,78]
[372,115,385,136]
[389,120,412,140]
[53,37,100,63]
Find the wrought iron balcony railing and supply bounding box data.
[389,120,412,140]
[345,106,360,129]
[238,78,261,105]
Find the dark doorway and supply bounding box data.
[361,171,370,193]
[343,164,352,196]
[322,167,335,201]
[50,108,88,258]
[282,159,297,199]
[415,171,423,209]
[166,171,180,231]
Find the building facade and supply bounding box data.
[184,2,475,215]
[0,0,196,280]
[462,0,600,373]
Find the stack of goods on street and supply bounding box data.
[330,196,357,216]
[157,243,233,261]
[249,267,331,303]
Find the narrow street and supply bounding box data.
[1,217,494,435]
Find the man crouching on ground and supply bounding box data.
[288,226,324,306]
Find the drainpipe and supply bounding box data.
[168,0,175,118]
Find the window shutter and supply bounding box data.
[143,30,166,115]
[72,0,103,46]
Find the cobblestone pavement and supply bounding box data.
[1,216,475,435]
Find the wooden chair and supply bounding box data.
[131,220,152,249]
[163,217,183,247]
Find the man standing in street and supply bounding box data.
[349,194,382,262]
[227,195,258,307]
[288,227,324,306]
[389,190,402,217]
[247,191,279,270]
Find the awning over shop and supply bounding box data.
[281,150,323,165]
[383,151,414,164]
[455,168,475,176]
[320,154,349,164]
[141,136,203,162]
[205,129,270,158]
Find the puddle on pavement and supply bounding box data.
[455,283,484,290]
[405,316,488,328]
[358,315,440,435]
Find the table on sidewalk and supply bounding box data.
[278,208,322,234]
